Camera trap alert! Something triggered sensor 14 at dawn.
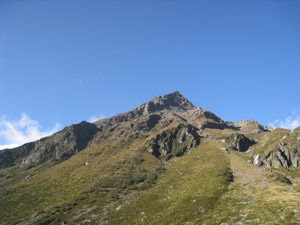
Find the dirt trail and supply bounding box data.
[229,152,271,196]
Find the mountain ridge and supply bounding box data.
[0,91,300,225]
[0,91,289,169]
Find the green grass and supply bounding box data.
[106,140,232,224]
[0,130,163,224]
[0,125,300,224]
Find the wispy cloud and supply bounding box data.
[269,115,300,130]
[88,113,106,123]
[0,114,60,150]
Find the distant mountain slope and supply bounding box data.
[0,91,299,224]
[0,91,228,169]
[0,121,99,169]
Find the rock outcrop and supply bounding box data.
[253,154,262,166]
[147,124,200,160]
[263,143,300,168]
[233,120,270,134]
[130,114,163,131]
[226,133,256,152]
[182,107,228,130]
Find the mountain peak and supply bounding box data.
[143,91,195,114]
[93,91,196,130]
[2,92,300,225]
[234,119,270,133]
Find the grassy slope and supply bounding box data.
[210,151,300,225]
[0,124,232,225]
[201,128,300,224]
[107,139,232,225]
[0,126,300,224]
[0,131,163,224]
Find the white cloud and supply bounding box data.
[0,114,61,150]
[88,113,106,123]
[0,144,19,150]
[269,115,300,130]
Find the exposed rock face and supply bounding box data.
[0,121,98,169]
[226,133,256,152]
[0,92,217,169]
[0,91,282,171]
[233,120,270,134]
[142,91,196,113]
[147,124,201,160]
[253,154,263,166]
[95,91,195,130]
[130,114,163,131]
[182,107,228,130]
[263,143,300,168]
[94,91,235,133]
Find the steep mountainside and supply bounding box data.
[0,91,299,225]
[0,121,99,169]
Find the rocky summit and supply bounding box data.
[0,91,300,224]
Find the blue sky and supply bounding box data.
[1,0,300,149]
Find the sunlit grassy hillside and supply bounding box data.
[0,92,300,224]
[1,126,300,224]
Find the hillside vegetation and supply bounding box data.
[0,92,299,224]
